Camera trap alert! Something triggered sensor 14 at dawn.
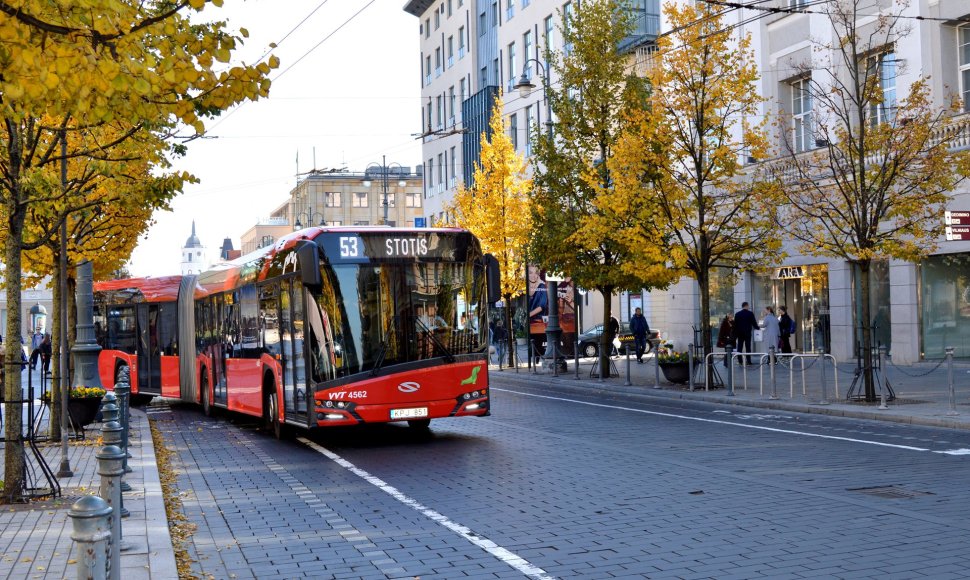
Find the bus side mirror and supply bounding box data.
[484,254,501,304]
[297,243,322,288]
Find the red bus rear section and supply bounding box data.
[95,226,497,434]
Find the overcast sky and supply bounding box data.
[127,0,423,277]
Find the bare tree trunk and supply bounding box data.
[859,259,876,401]
[698,268,712,385]
[504,294,515,369]
[49,246,63,441]
[599,287,615,378]
[2,132,26,503]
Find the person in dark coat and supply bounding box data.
[733,302,757,365]
[779,305,795,354]
[39,334,52,376]
[716,313,735,366]
[629,308,651,364]
[607,315,620,356]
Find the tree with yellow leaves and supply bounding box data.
[772,0,970,401]
[610,1,784,367]
[445,96,531,367]
[0,1,276,502]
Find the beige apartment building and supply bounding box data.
[239,167,425,255]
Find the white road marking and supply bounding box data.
[937,449,970,455]
[298,437,555,580]
[493,388,933,453]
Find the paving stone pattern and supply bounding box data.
[160,378,970,579]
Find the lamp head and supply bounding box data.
[514,73,536,98]
[362,178,372,187]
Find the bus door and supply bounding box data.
[136,304,161,393]
[280,278,310,425]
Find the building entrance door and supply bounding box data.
[757,264,830,354]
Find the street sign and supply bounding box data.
[414,217,426,227]
[944,210,970,226]
[945,225,970,241]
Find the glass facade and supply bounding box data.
[707,267,735,345]
[852,260,890,355]
[920,253,970,359]
[751,264,830,353]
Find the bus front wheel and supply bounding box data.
[264,389,283,439]
[201,374,212,417]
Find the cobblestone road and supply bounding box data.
[153,375,970,579]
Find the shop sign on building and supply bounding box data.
[945,210,970,240]
[773,266,804,279]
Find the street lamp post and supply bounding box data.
[293,208,325,230]
[362,156,406,226]
[514,60,561,372]
[56,129,72,479]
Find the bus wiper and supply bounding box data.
[415,317,457,363]
[370,316,397,377]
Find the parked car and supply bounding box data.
[578,322,634,358]
[578,323,662,358]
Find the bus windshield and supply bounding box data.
[305,259,487,382]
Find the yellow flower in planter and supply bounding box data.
[68,387,106,399]
[657,350,690,364]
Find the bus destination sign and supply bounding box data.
[318,232,458,263]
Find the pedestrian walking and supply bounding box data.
[733,302,757,365]
[779,305,795,354]
[492,320,508,369]
[39,333,52,376]
[607,315,620,355]
[716,313,735,366]
[629,308,651,364]
[762,306,780,363]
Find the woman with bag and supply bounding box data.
[779,306,795,354]
[762,306,780,363]
[716,313,735,366]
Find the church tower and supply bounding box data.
[180,221,206,275]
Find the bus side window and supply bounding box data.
[259,283,281,357]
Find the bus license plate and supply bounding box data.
[390,407,428,420]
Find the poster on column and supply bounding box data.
[526,264,576,336]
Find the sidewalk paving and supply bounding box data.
[0,367,177,580]
[3,346,970,580]
[492,344,970,431]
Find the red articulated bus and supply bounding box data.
[94,226,497,435]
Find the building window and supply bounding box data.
[791,77,813,153]
[523,0,529,7]
[434,10,439,29]
[960,25,970,113]
[507,42,517,91]
[506,0,514,20]
[509,112,518,150]
[480,66,488,87]
[868,50,897,126]
[324,192,341,207]
[448,86,456,123]
[524,30,534,67]
[437,153,444,184]
[436,95,443,128]
[563,2,574,54]
[448,36,454,68]
[425,55,431,86]
[450,145,457,181]
[425,18,431,38]
[325,220,341,226]
[354,220,370,226]
[352,192,368,207]
[459,77,467,103]
[458,26,466,58]
[435,47,442,77]
[544,15,554,60]
[407,192,422,207]
[479,10,486,35]
[448,0,453,17]
[525,105,534,155]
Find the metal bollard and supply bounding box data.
[726,345,735,396]
[114,382,132,470]
[69,494,113,580]
[818,353,829,405]
[101,421,129,519]
[769,346,778,400]
[946,346,958,416]
[688,344,694,392]
[653,341,661,389]
[624,346,632,386]
[100,402,119,425]
[97,444,125,580]
[878,346,889,410]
